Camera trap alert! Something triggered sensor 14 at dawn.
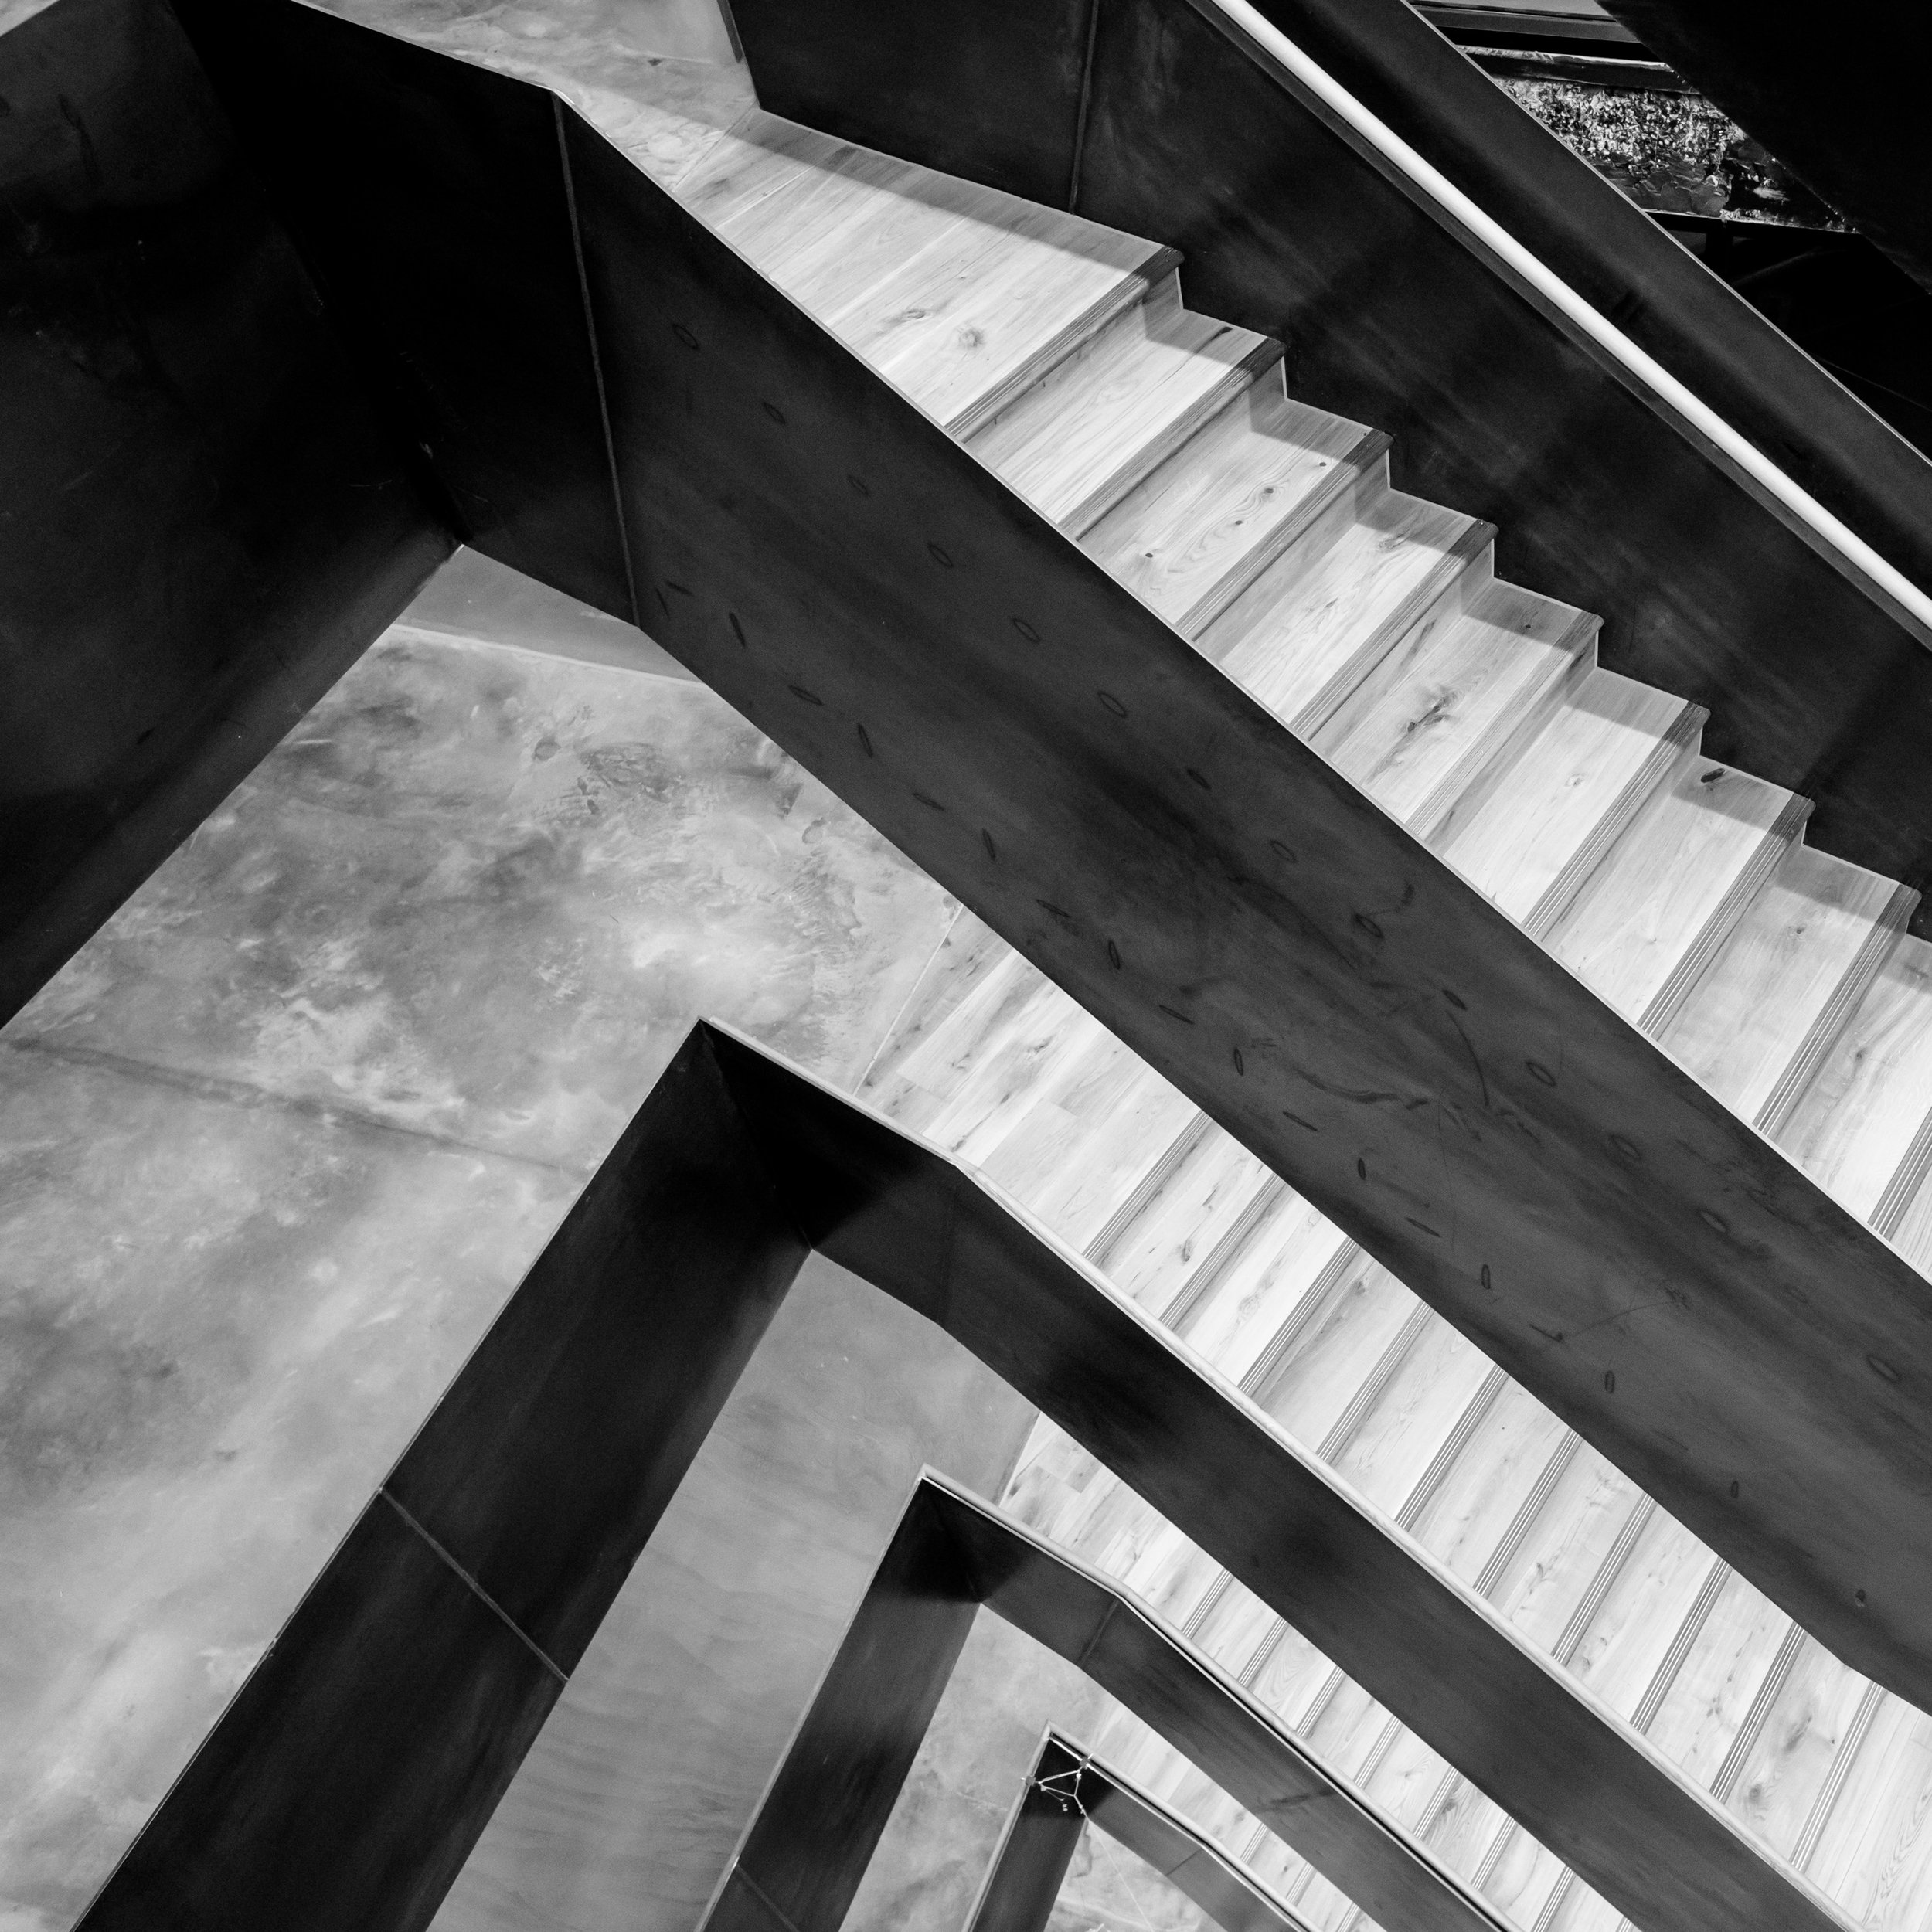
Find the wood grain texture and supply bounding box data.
[689,111,1175,434]
[1781,937,1932,1226]
[1546,757,1811,1034]
[969,277,1283,536]
[1082,379,1382,635]
[1203,475,1490,735]
[1314,577,1598,843]
[1437,670,1704,935]
[1661,845,1917,1134]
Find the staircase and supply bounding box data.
[671,111,1932,1928]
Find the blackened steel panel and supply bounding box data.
[713,1481,982,1932]
[77,1497,563,1932]
[0,0,447,1023]
[725,0,1094,209]
[384,1027,810,1673]
[964,1743,1089,1932]
[1029,1732,1314,1932]
[564,104,1932,1718]
[173,0,633,620]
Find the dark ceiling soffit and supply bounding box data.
[1179,0,1931,641]
[173,0,1932,1709]
[724,0,1932,916]
[968,1727,1321,1932]
[1590,0,1932,296]
[700,1475,1509,1932]
[73,1022,1835,1932]
[1233,0,1932,570]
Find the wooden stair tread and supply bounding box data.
[1252,1253,1416,1447]
[1315,574,1598,842]
[1094,1127,1277,1304]
[979,1057,1202,1251]
[1546,754,1813,1034]
[844,216,1177,436]
[1439,668,1706,936]
[1202,481,1492,738]
[1781,934,1932,1228]
[675,111,868,230]
[1726,1640,1873,1855]
[1658,842,1916,1132]
[1322,1316,1492,1518]
[1184,1202,1357,1379]
[1564,1516,1720,1717]
[689,112,1175,433]
[968,277,1284,535]
[1080,383,1382,637]
[1804,1702,1932,1912]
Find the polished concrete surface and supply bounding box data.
[0,549,959,1926]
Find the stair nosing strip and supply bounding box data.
[1315,1301,1435,1464]
[1638,792,1815,1039]
[1083,1109,1216,1268]
[1171,427,1393,641]
[1236,1240,1365,1403]
[1474,1431,1582,1603]
[1632,1556,1731,1735]
[1757,879,1918,1143]
[943,244,1182,440]
[1869,1100,1932,1241]
[1710,1619,1809,1804]
[1285,517,1498,743]
[1406,606,1601,845]
[1352,1713,1405,1794]
[1521,699,1708,943]
[1792,1679,1885,1872]
[1181,1566,1238,1642]
[1531,1869,1579,1932]
[1397,1365,1510,1532]
[1063,337,1287,539]
[1553,1494,1657,1669]
[1164,1174,1291,1335]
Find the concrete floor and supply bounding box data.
[0,551,963,1923]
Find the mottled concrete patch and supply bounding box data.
[0,1046,582,1924]
[13,631,954,1172]
[0,601,954,1921]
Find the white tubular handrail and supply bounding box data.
[1203,0,1932,642]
